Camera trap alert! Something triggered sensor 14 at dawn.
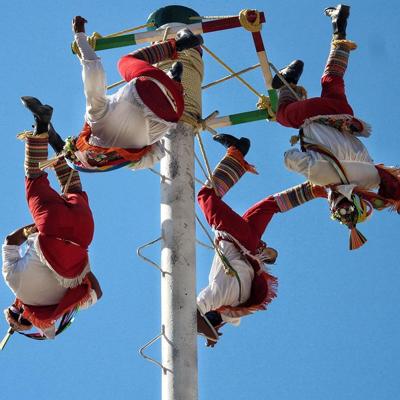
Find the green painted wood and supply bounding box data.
[229,109,270,125]
[94,34,137,51]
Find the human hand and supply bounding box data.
[5,223,37,246]
[72,16,87,33]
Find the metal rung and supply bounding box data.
[139,326,170,375]
[137,237,169,276]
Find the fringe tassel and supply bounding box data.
[216,272,278,319]
[17,281,93,330]
[349,227,367,250]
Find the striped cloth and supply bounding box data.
[274,181,319,212]
[323,39,356,78]
[25,133,48,179]
[130,39,176,65]
[212,147,255,198]
[53,158,82,193]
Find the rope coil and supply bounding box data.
[239,9,262,32]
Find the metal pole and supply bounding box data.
[160,123,197,400]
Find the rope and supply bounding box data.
[62,169,75,195]
[195,214,242,302]
[189,15,238,20]
[107,79,125,91]
[257,95,276,120]
[201,44,262,99]
[106,22,155,38]
[157,48,204,127]
[195,153,210,182]
[202,63,261,90]
[106,26,171,92]
[239,9,262,32]
[195,132,219,196]
[149,166,205,186]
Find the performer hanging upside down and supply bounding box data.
[49,15,203,172]
[196,134,327,347]
[271,4,400,249]
[1,99,102,340]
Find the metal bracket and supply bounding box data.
[139,326,171,375]
[137,237,169,276]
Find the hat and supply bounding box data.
[329,191,372,250]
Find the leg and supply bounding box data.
[53,158,82,194]
[118,52,184,122]
[241,196,280,243]
[118,28,203,80]
[209,146,255,198]
[276,4,356,128]
[198,186,261,252]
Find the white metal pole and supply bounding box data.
[160,122,198,400]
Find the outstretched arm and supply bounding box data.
[72,16,108,122]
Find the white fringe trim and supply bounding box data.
[34,238,91,289]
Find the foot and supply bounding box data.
[324,4,350,40]
[271,60,304,90]
[48,123,66,154]
[166,61,183,82]
[21,96,53,134]
[213,134,250,156]
[175,28,203,52]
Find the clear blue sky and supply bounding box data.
[1,1,400,399]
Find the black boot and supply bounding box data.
[213,134,250,156]
[175,28,203,52]
[21,96,53,135]
[48,123,66,154]
[324,4,350,40]
[272,60,304,90]
[167,61,183,82]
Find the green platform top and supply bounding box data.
[146,5,200,30]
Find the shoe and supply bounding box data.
[271,60,304,90]
[175,28,203,52]
[324,4,350,40]
[48,123,66,154]
[21,96,53,135]
[213,134,250,156]
[167,61,183,82]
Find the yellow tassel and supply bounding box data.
[290,135,300,146]
[332,39,357,51]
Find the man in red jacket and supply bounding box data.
[196,134,326,346]
[2,97,102,339]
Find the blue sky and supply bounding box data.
[1,1,400,399]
